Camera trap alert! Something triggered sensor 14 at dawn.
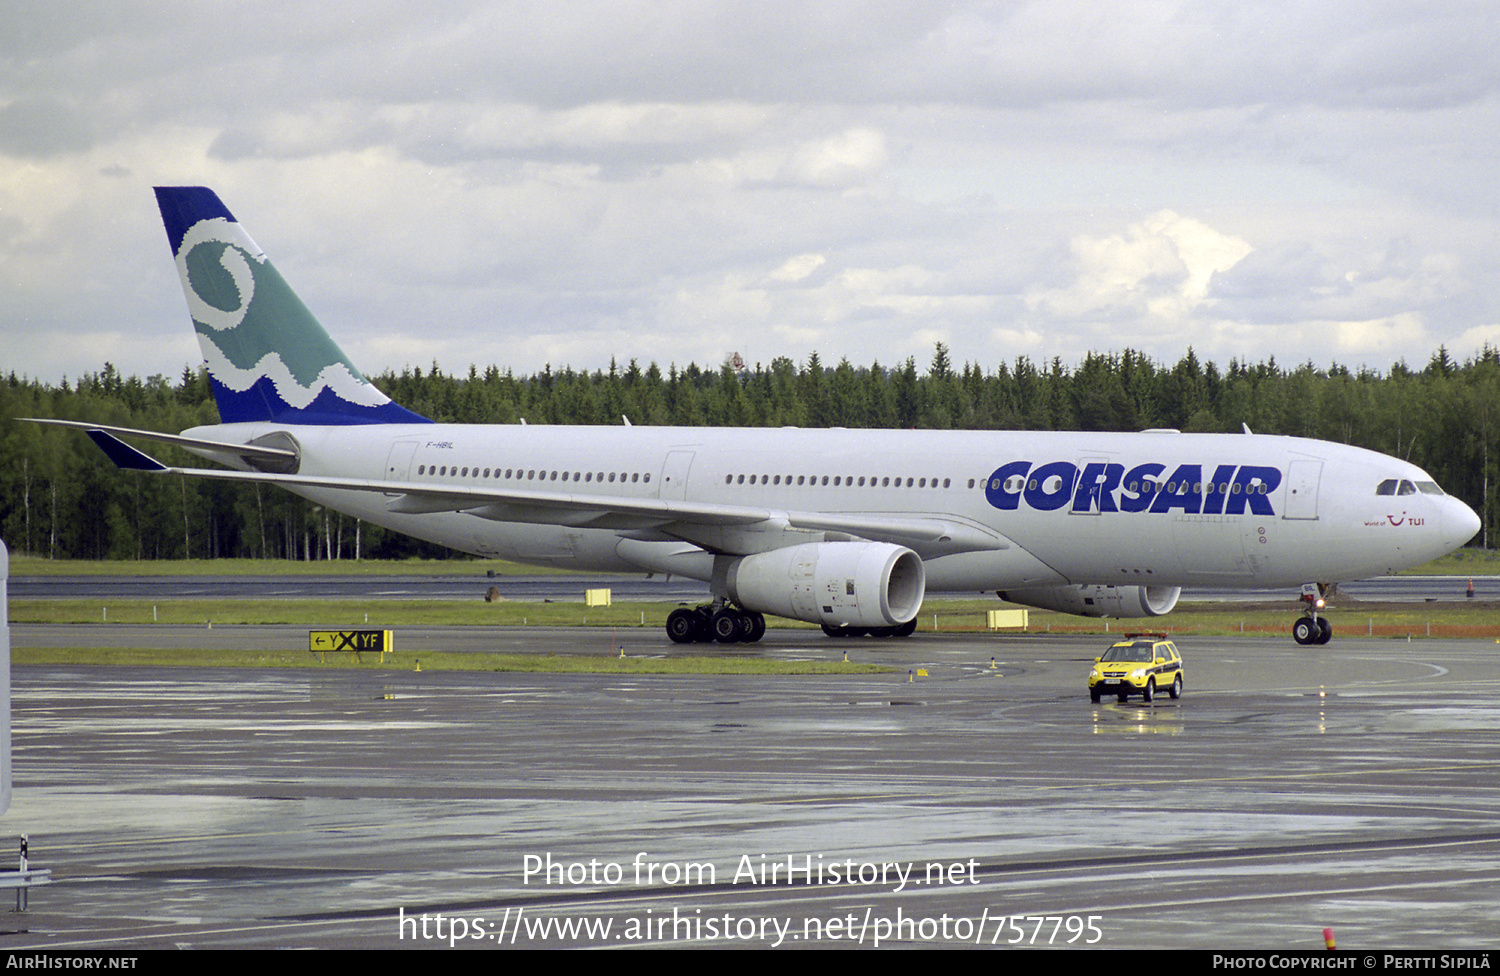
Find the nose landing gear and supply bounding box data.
[1294,583,1334,644]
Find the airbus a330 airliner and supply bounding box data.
[34,188,1481,645]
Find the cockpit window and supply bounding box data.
[1377,478,1445,497]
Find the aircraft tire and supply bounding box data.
[1316,618,1333,644]
[711,609,742,643]
[666,608,697,644]
[745,612,766,643]
[1292,618,1318,645]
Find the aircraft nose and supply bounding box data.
[1445,497,1482,549]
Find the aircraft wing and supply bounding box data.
[72,428,1007,557]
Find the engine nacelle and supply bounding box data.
[997,584,1180,618]
[725,542,925,628]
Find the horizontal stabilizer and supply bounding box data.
[85,430,170,471]
[25,419,298,464]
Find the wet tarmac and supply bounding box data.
[2,628,1499,949]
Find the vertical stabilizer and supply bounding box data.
[154,187,429,425]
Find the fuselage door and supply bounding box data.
[1069,457,1109,515]
[660,450,695,501]
[1282,460,1322,520]
[383,440,418,496]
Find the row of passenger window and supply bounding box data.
[416,463,651,485]
[724,473,954,489]
[411,464,1284,498]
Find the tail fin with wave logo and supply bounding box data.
[154,186,429,425]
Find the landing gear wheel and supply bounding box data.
[1169,674,1183,699]
[711,608,743,643]
[1316,617,1333,644]
[745,611,766,643]
[894,618,917,637]
[666,608,697,644]
[1292,617,1319,645]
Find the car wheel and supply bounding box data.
[1170,674,1183,699]
[1142,677,1155,703]
[1090,688,1101,703]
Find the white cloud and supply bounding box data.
[1331,313,1430,354]
[1448,324,1500,354]
[765,254,826,283]
[778,127,888,188]
[1025,211,1253,329]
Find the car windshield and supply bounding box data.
[1100,643,1156,662]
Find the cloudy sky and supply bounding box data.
[3,1,1499,387]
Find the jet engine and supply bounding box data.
[997,583,1180,618]
[725,541,925,628]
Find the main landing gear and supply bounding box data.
[1293,583,1333,645]
[666,604,767,644]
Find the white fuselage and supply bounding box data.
[182,422,1480,591]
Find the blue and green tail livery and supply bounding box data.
[154,187,429,426]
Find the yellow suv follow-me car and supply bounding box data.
[1088,634,1184,703]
